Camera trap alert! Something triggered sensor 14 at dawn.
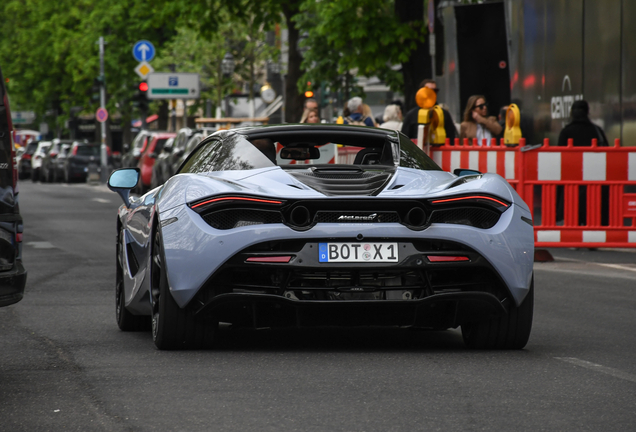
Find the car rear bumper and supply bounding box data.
[159,202,534,311]
[0,260,27,307]
[196,291,506,329]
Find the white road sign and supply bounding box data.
[146,73,200,99]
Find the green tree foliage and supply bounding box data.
[0,0,178,131]
[295,0,429,111]
[153,20,276,117]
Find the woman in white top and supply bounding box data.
[459,95,502,143]
[380,104,403,131]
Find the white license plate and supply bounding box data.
[318,242,398,263]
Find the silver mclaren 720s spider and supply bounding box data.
[108,124,534,350]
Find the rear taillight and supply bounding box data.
[50,152,58,158]
[16,233,22,243]
[72,146,78,155]
[22,154,32,160]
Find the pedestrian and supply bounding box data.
[557,100,608,146]
[380,104,402,131]
[556,100,609,227]
[362,104,377,126]
[343,97,375,127]
[300,108,320,124]
[459,95,502,142]
[497,105,508,138]
[304,98,318,112]
[401,80,458,141]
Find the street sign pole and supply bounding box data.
[98,36,108,183]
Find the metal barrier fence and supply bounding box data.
[426,138,636,248]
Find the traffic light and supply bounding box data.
[91,75,104,102]
[305,81,314,98]
[132,81,149,111]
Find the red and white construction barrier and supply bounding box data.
[426,137,636,248]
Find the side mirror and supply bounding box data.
[108,168,140,208]
[149,152,158,159]
[163,145,172,153]
[453,168,482,177]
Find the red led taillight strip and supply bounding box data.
[191,196,282,209]
[431,195,509,207]
[246,256,292,263]
[426,255,470,262]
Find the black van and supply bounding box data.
[0,65,27,307]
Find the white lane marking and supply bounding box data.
[595,263,636,273]
[26,241,55,249]
[555,357,636,383]
[92,198,111,203]
[542,256,636,273]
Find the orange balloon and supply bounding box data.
[415,87,437,109]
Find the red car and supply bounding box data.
[137,132,175,192]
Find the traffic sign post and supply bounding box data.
[132,40,155,62]
[146,73,200,99]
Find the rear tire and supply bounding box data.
[151,231,216,350]
[31,168,39,182]
[461,276,534,349]
[116,228,150,331]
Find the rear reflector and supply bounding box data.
[426,255,469,262]
[246,256,292,263]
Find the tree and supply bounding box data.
[184,0,305,122]
[295,0,430,112]
[0,0,179,137]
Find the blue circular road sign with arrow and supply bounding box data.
[132,40,155,62]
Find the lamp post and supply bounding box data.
[216,52,235,119]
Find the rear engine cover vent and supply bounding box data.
[289,169,393,196]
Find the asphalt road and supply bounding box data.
[1,180,635,431]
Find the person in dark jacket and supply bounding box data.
[556,100,609,227]
[401,79,458,141]
[557,100,608,146]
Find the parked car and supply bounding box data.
[41,139,75,182]
[121,130,153,169]
[107,124,534,350]
[62,142,111,183]
[151,128,214,188]
[17,140,39,180]
[137,132,175,192]
[150,137,174,189]
[31,141,52,182]
[52,143,72,182]
[0,63,27,306]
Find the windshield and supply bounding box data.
[76,145,100,156]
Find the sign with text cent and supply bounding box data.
[146,73,200,99]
